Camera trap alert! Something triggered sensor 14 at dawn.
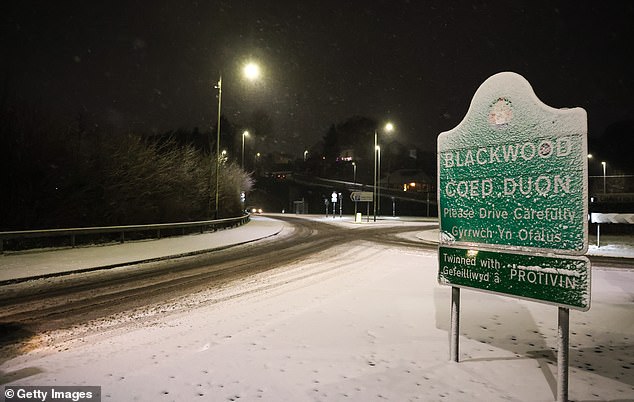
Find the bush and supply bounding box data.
[0,103,252,229]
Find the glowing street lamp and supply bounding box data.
[242,130,249,168]
[243,62,261,81]
[213,61,261,218]
[377,145,382,215]
[602,161,607,194]
[352,162,357,185]
[373,122,394,222]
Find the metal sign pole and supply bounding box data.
[450,287,460,362]
[339,193,343,218]
[557,307,570,402]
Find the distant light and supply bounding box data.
[385,122,394,132]
[587,154,593,159]
[410,182,416,187]
[243,130,249,137]
[243,62,260,81]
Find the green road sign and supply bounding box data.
[438,246,591,311]
[437,72,588,255]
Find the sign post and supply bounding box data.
[350,192,373,222]
[331,191,338,219]
[437,72,589,401]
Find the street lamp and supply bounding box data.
[214,76,223,219]
[373,122,394,222]
[303,150,308,161]
[243,62,261,81]
[241,130,249,169]
[213,61,261,219]
[377,145,382,215]
[352,162,357,185]
[602,161,607,194]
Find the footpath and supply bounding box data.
[1,215,632,285]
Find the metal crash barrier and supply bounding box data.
[0,215,250,253]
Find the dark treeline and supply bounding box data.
[303,116,436,184]
[0,101,252,231]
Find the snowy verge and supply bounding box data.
[0,216,287,283]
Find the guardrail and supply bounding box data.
[0,214,250,253]
[590,212,634,248]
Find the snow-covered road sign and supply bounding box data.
[439,246,591,311]
[438,72,588,255]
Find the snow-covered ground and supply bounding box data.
[1,216,633,401]
[588,234,634,258]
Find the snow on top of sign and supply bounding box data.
[436,71,589,255]
[438,72,587,150]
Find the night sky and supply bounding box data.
[2,1,633,159]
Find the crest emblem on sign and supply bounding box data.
[488,97,513,127]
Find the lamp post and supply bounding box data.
[373,131,377,221]
[254,152,261,171]
[602,161,607,194]
[352,162,357,185]
[214,75,222,219]
[373,122,394,222]
[303,150,308,161]
[377,145,382,215]
[213,61,261,219]
[242,130,249,169]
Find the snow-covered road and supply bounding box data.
[1,232,632,401]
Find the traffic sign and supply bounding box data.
[436,74,590,395]
[331,191,338,203]
[437,72,588,255]
[438,246,590,311]
[350,191,373,202]
[590,213,634,224]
